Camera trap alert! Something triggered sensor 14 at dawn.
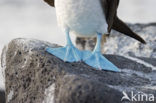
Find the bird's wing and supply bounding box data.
[100,0,119,33]
[101,0,146,43]
[43,0,55,7]
[112,16,146,43]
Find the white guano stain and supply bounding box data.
[143,86,156,90]
[0,45,8,90]
[42,83,55,103]
[7,90,14,102]
[121,55,156,70]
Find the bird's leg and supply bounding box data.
[83,33,120,72]
[101,35,107,53]
[46,29,82,62]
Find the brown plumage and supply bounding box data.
[44,0,54,7]
[43,0,146,44]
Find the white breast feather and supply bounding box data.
[55,0,108,37]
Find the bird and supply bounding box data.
[44,0,146,72]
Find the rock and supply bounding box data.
[1,38,156,103]
[76,23,156,58]
[0,90,5,103]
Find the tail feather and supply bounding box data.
[112,16,146,44]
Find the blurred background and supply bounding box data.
[0,0,156,90]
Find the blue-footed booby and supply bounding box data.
[44,0,146,72]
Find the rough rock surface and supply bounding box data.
[1,38,156,103]
[76,23,156,58]
[0,90,5,103]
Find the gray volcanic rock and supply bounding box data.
[1,38,156,103]
[0,90,5,103]
[76,23,156,58]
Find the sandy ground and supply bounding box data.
[0,0,156,90]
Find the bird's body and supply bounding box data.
[44,0,146,72]
[55,0,108,37]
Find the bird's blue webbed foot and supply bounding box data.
[83,34,120,72]
[46,29,82,62]
[83,51,120,72]
[46,45,82,62]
